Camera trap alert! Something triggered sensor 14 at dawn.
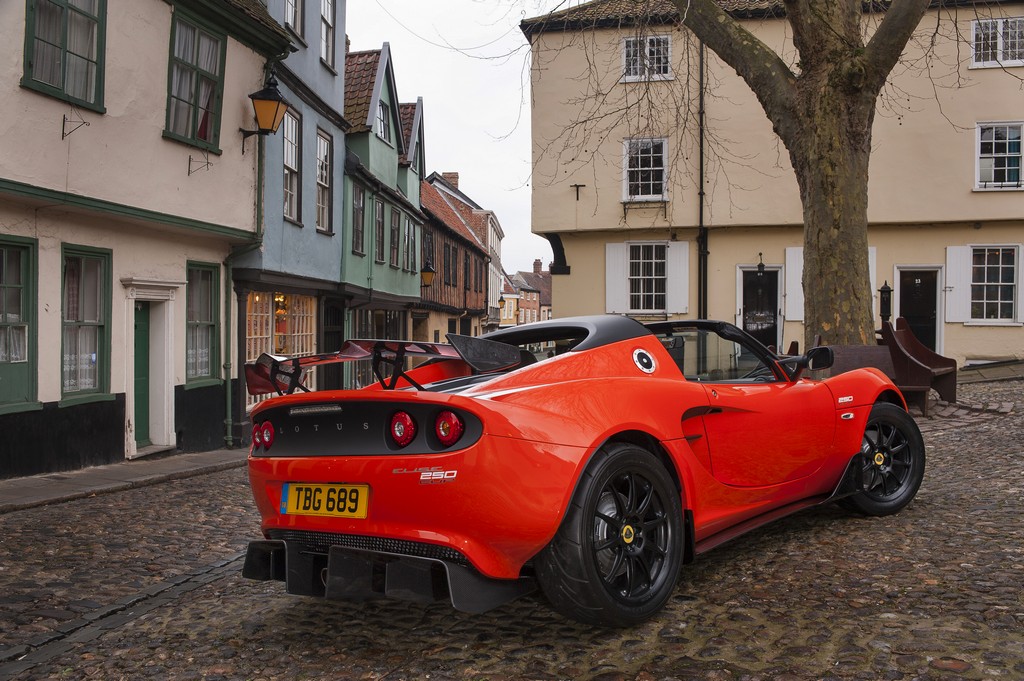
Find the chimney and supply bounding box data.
[442,172,459,189]
[345,35,350,54]
[533,259,542,274]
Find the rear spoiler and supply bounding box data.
[244,335,522,396]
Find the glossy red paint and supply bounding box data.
[243,316,921,623]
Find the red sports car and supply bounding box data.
[242,315,925,627]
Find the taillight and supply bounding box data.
[252,421,274,450]
[434,410,464,448]
[389,411,417,448]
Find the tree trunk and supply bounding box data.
[676,0,932,348]
[788,66,878,347]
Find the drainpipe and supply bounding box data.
[697,40,709,320]
[222,133,266,449]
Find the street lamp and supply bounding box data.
[420,261,436,288]
[879,280,893,323]
[240,74,290,153]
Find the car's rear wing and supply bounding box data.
[244,335,522,396]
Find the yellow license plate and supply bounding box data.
[281,483,369,518]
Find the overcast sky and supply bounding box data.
[346,0,565,275]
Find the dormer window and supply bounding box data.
[377,100,391,143]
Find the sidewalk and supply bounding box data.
[957,359,1024,384]
[0,448,247,514]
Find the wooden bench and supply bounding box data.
[825,342,928,414]
[881,318,957,408]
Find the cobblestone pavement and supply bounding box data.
[0,381,1021,680]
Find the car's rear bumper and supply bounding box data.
[241,536,535,613]
[247,434,589,579]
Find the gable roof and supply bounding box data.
[399,99,423,167]
[344,44,407,155]
[344,49,381,134]
[420,181,487,255]
[520,0,1020,37]
[513,270,552,306]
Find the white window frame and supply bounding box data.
[606,241,688,315]
[622,34,672,82]
[319,0,334,67]
[970,246,1019,322]
[976,122,1022,190]
[377,100,391,143]
[315,130,331,232]
[971,17,1024,68]
[285,0,303,38]
[623,138,668,202]
[282,111,300,222]
[946,245,1024,325]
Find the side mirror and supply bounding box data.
[786,345,834,381]
[806,345,834,371]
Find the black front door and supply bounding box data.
[742,270,779,350]
[898,270,938,350]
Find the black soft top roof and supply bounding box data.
[482,314,651,351]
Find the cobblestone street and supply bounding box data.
[1,380,1021,680]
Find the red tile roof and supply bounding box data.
[344,49,380,133]
[399,102,418,165]
[420,181,486,253]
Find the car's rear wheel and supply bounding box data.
[535,443,683,627]
[842,402,925,516]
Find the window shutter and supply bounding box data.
[1017,245,1024,323]
[868,247,878,319]
[665,241,689,314]
[945,246,971,323]
[784,247,804,321]
[605,243,629,313]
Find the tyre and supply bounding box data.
[535,443,684,627]
[842,402,925,516]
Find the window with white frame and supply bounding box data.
[606,241,688,315]
[377,100,391,143]
[978,123,1022,188]
[629,243,667,311]
[283,112,300,221]
[623,35,671,81]
[625,138,667,200]
[971,247,1017,320]
[285,0,303,37]
[245,292,316,408]
[315,130,331,232]
[972,17,1024,67]
[319,0,334,67]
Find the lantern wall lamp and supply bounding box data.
[240,74,290,154]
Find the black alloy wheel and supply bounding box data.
[843,402,926,516]
[536,443,683,627]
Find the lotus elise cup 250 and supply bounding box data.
[242,315,925,627]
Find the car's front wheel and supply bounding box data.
[535,443,683,627]
[842,402,926,516]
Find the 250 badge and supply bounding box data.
[392,466,458,484]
